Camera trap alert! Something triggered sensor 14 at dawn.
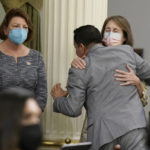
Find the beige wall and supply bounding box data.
[40,0,107,148]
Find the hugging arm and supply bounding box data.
[53,68,86,117]
[114,64,144,98]
[134,52,150,85]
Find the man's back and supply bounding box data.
[83,44,147,149]
[54,44,150,150]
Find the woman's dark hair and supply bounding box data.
[74,25,102,47]
[0,8,33,41]
[101,15,133,46]
[0,87,35,150]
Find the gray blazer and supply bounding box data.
[53,44,150,150]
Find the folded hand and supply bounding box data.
[51,83,68,99]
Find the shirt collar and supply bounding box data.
[88,43,104,55]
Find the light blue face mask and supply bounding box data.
[8,28,28,45]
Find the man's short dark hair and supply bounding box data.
[74,25,102,46]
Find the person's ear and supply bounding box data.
[80,43,88,56]
[4,27,9,37]
[80,43,87,53]
[80,43,85,49]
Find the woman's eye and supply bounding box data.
[113,28,119,33]
[105,27,111,31]
[114,30,119,33]
[105,29,110,32]
[24,26,28,29]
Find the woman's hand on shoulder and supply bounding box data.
[71,56,86,69]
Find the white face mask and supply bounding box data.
[102,32,122,46]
